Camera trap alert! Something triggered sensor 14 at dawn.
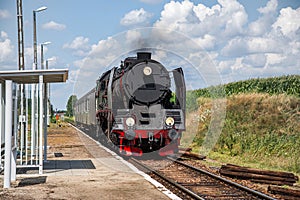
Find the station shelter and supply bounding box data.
[0,69,68,188]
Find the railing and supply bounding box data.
[0,143,4,172]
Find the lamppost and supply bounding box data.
[40,42,51,162]
[41,41,51,70]
[31,6,47,165]
[46,58,54,127]
[33,6,47,70]
[17,0,26,166]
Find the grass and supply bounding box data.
[184,92,300,177]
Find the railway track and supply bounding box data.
[130,157,276,200]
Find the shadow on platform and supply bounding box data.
[18,176,47,187]
[16,160,96,175]
[44,160,96,170]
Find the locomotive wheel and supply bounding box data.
[109,132,119,147]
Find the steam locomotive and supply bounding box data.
[74,52,186,156]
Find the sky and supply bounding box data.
[0,0,299,110]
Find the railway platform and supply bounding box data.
[0,123,176,200]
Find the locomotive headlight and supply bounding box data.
[143,66,152,76]
[165,117,175,126]
[126,117,135,127]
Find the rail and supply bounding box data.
[168,157,276,200]
[130,157,277,200]
[131,157,204,200]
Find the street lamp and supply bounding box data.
[46,58,54,70]
[45,57,54,118]
[41,41,51,70]
[31,6,47,170]
[40,41,51,162]
[45,58,54,124]
[35,6,47,12]
[33,6,47,70]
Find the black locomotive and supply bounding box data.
[75,52,186,156]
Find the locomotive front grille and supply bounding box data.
[139,120,150,125]
[139,112,156,125]
[140,112,156,118]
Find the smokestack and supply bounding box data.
[137,52,151,60]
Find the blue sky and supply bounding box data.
[0,0,299,110]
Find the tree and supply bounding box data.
[66,95,77,117]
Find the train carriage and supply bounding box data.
[74,88,97,138]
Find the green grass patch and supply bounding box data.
[187,92,300,175]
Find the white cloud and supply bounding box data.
[120,8,153,26]
[0,31,14,67]
[153,0,299,80]
[247,37,280,54]
[0,9,10,19]
[72,36,123,96]
[222,36,282,57]
[63,36,91,56]
[221,37,248,56]
[258,0,278,14]
[242,54,267,68]
[265,53,285,66]
[71,0,300,98]
[64,36,89,50]
[155,0,196,32]
[126,30,142,45]
[272,7,300,38]
[71,26,223,98]
[154,0,247,44]
[248,0,278,36]
[1,31,8,38]
[193,4,221,22]
[217,60,234,75]
[194,34,216,50]
[42,21,66,31]
[218,0,248,36]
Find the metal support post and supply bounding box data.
[39,75,43,174]
[25,84,29,164]
[30,83,35,164]
[35,83,38,162]
[17,0,26,166]
[0,84,4,170]
[11,149,17,182]
[4,80,12,188]
[43,82,47,162]
[46,60,50,127]
[17,0,25,71]
[11,84,17,181]
[20,84,24,165]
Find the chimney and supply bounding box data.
[137,52,151,60]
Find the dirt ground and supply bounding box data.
[0,123,170,200]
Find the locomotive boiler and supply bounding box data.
[75,52,186,156]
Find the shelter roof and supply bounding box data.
[0,69,68,84]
